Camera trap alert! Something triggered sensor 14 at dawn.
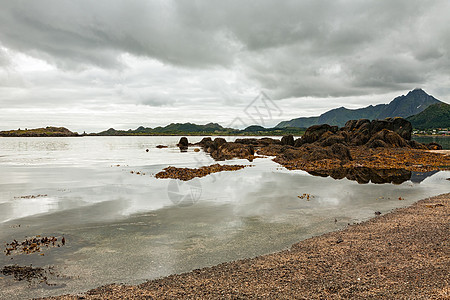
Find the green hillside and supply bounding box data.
[407,102,450,129]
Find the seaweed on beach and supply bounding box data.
[1,264,57,285]
[4,235,65,256]
[155,163,251,181]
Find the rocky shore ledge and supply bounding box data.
[161,117,449,182]
[204,118,447,173]
[44,193,449,299]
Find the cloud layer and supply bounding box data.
[1,0,449,131]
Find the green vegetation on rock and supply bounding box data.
[0,127,79,137]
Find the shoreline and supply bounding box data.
[46,192,450,299]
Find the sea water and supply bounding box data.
[0,136,448,299]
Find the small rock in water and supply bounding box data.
[375,211,382,216]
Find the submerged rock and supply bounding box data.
[427,142,443,150]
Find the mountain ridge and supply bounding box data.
[277,89,444,128]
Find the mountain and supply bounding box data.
[96,123,229,135]
[407,102,450,129]
[276,89,443,128]
[94,123,305,136]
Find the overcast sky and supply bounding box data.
[1,0,449,132]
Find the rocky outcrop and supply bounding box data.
[366,129,408,148]
[300,124,338,144]
[210,142,255,161]
[295,117,428,150]
[193,117,448,181]
[234,138,281,147]
[281,135,295,146]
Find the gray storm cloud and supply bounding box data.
[0,0,449,131]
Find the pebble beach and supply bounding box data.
[45,192,450,299]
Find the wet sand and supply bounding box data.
[44,193,450,299]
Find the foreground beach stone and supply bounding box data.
[44,193,450,299]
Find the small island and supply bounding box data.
[0,127,79,137]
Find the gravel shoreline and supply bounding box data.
[45,193,449,299]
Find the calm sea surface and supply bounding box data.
[412,135,450,149]
[0,136,449,299]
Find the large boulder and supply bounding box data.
[319,133,346,147]
[302,124,338,144]
[213,138,227,149]
[366,129,409,148]
[294,138,304,147]
[197,137,212,146]
[390,117,412,140]
[369,118,412,140]
[178,137,189,147]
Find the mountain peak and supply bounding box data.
[408,88,426,95]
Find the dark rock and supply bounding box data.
[355,119,370,129]
[320,133,346,147]
[299,144,334,161]
[259,138,282,146]
[302,124,336,144]
[210,142,255,161]
[408,140,428,150]
[366,129,408,148]
[234,138,281,147]
[370,118,412,140]
[331,143,352,161]
[370,119,392,134]
[343,120,371,145]
[234,138,259,145]
[391,117,412,140]
[366,139,388,148]
[281,135,295,146]
[197,137,212,146]
[294,138,304,147]
[213,138,227,149]
[279,147,304,161]
[178,137,189,148]
[427,142,443,150]
[343,119,358,131]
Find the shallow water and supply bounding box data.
[0,136,449,299]
[412,135,450,149]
